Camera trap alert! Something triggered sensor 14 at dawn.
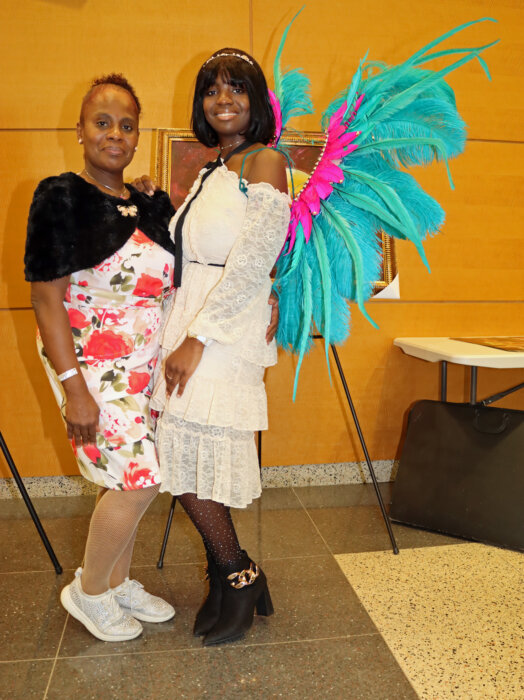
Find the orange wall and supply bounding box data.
[1,1,522,477]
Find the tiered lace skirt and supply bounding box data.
[150,262,276,508]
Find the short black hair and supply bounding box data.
[192,49,275,147]
[80,73,142,122]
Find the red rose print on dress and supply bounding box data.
[94,308,126,325]
[83,330,134,360]
[127,371,150,395]
[68,308,91,330]
[102,426,127,446]
[132,229,154,247]
[133,274,163,298]
[83,443,101,464]
[123,461,158,490]
[39,230,174,490]
[95,251,123,273]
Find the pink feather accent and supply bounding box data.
[268,89,282,146]
[285,93,365,253]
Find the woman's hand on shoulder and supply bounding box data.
[247,148,288,194]
[129,175,161,197]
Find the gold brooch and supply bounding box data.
[227,563,259,589]
[117,204,138,217]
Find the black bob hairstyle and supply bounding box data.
[192,49,275,147]
[80,73,142,123]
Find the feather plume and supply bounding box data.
[273,7,314,138]
[271,16,498,395]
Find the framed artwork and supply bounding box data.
[155,129,397,294]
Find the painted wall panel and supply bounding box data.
[0,0,250,129]
[252,0,521,141]
[0,310,78,479]
[396,141,524,301]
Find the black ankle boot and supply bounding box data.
[193,553,222,636]
[203,553,274,646]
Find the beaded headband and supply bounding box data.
[203,52,254,67]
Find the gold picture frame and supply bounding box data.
[154,129,397,293]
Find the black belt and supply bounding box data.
[188,260,225,267]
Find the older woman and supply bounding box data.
[25,75,176,641]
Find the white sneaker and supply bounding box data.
[112,577,175,623]
[60,572,143,642]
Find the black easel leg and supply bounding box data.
[157,495,177,569]
[0,431,62,574]
[329,346,399,555]
[440,360,448,401]
[470,366,478,405]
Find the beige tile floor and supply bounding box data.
[1,484,519,699]
[336,544,524,700]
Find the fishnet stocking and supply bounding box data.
[81,484,160,595]
[177,493,242,568]
[109,525,138,589]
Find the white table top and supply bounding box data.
[394,337,524,369]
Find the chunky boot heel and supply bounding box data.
[255,586,274,617]
[203,553,273,646]
[193,553,222,637]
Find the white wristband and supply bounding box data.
[188,332,213,347]
[57,368,78,382]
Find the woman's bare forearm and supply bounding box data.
[31,279,100,443]
[31,279,88,397]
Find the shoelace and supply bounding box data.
[103,595,126,627]
[121,579,146,606]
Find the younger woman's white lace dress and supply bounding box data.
[150,164,290,508]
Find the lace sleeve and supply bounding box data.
[188,183,290,344]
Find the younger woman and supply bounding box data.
[150,49,290,645]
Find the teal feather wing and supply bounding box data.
[274,18,497,396]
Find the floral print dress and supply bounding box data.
[38,229,174,490]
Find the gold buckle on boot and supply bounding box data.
[227,563,259,589]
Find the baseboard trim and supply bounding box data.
[0,460,397,499]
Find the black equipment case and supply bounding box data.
[390,400,524,551]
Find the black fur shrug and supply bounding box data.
[24,172,176,282]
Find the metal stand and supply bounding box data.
[328,344,399,555]
[156,339,400,563]
[440,360,524,406]
[157,495,177,569]
[0,431,62,574]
